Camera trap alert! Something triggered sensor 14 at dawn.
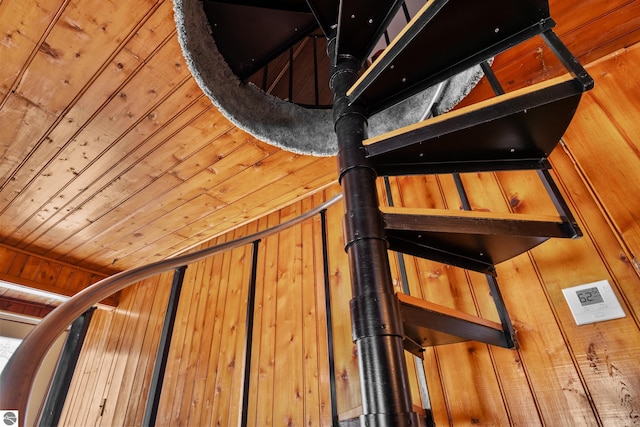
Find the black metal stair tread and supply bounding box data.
[397,293,510,352]
[364,74,584,175]
[381,205,579,275]
[204,1,318,80]
[335,0,405,65]
[386,229,550,275]
[347,0,553,114]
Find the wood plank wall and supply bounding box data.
[0,243,113,309]
[58,44,640,425]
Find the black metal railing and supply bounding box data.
[0,193,342,427]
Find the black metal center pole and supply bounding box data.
[328,37,418,426]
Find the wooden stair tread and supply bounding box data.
[339,403,429,425]
[398,293,502,331]
[381,206,570,237]
[397,293,511,351]
[347,0,553,113]
[381,205,578,273]
[364,75,584,175]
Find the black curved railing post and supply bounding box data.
[0,195,342,425]
[240,240,261,427]
[329,31,418,425]
[38,307,95,426]
[320,209,339,425]
[143,265,188,426]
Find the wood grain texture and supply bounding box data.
[60,134,640,426]
[0,242,112,306]
[2,0,637,273]
[561,43,640,267]
[6,0,638,424]
[61,193,338,426]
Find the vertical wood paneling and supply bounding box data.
[549,151,640,326]
[548,150,640,425]
[60,308,113,425]
[389,174,512,425]
[228,224,256,426]
[252,212,280,426]
[58,271,172,426]
[123,273,174,426]
[163,243,211,426]
[324,186,362,418]
[59,44,640,425]
[377,177,424,413]
[311,192,333,426]
[213,228,250,426]
[176,251,217,426]
[562,43,640,266]
[187,236,223,426]
[188,233,226,427]
[101,274,168,426]
[464,170,598,425]
[297,200,327,426]
[273,202,304,425]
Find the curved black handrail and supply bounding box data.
[0,193,342,425]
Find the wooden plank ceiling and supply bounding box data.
[1,0,637,274]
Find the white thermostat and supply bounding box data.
[562,280,626,325]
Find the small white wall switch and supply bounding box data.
[562,280,626,325]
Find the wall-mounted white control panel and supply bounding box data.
[562,280,626,325]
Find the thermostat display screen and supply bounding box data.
[562,280,625,325]
[576,287,604,306]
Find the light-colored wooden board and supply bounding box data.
[464,169,598,424]
[14,0,159,115]
[563,96,640,259]
[0,94,57,182]
[324,186,362,418]
[14,81,211,249]
[3,38,192,238]
[59,308,112,425]
[252,212,281,426]
[123,270,173,426]
[0,0,67,99]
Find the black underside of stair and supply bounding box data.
[203,1,319,79]
[365,76,584,175]
[381,205,578,275]
[386,230,550,275]
[335,0,405,65]
[347,0,553,114]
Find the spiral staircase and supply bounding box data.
[195,0,593,425]
[0,1,594,426]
